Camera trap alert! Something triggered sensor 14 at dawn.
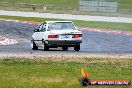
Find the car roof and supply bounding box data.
[45,21,72,23]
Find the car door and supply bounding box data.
[33,23,47,46]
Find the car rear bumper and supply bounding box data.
[45,40,82,46]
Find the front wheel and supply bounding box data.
[43,43,49,51]
[74,44,80,51]
[31,40,38,50]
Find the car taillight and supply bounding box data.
[72,34,82,38]
[48,35,58,38]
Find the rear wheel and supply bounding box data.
[62,46,68,51]
[31,40,38,50]
[74,44,80,51]
[43,43,49,51]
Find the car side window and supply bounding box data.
[41,24,46,32]
[39,24,43,31]
[39,23,46,32]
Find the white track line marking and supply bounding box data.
[0,37,18,45]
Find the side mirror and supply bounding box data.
[34,29,39,32]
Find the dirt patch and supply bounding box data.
[27,54,131,64]
[0,54,132,65]
[0,36,5,41]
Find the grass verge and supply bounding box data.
[0,0,78,7]
[118,0,132,9]
[0,0,132,9]
[0,57,132,88]
[0,15,132,32]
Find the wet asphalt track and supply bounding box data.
[0,20,132,55]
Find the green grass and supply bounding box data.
[118,0,132,9]
[0,0,131,16]
[0,0,78,7]
[0,15,132,31]
[0,0,132,9]
[0,57,132,88]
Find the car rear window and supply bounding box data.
[48,22,76,30]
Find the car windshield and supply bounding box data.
[48,22,76,30]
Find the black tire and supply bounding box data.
[43,43,49,51]
[74,44,80,51]
[31,40,38,50]
[62,46,68,51]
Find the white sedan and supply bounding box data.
[31,21,82,51]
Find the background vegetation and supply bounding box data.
[0,57,131,88]
[0,0,132,9]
